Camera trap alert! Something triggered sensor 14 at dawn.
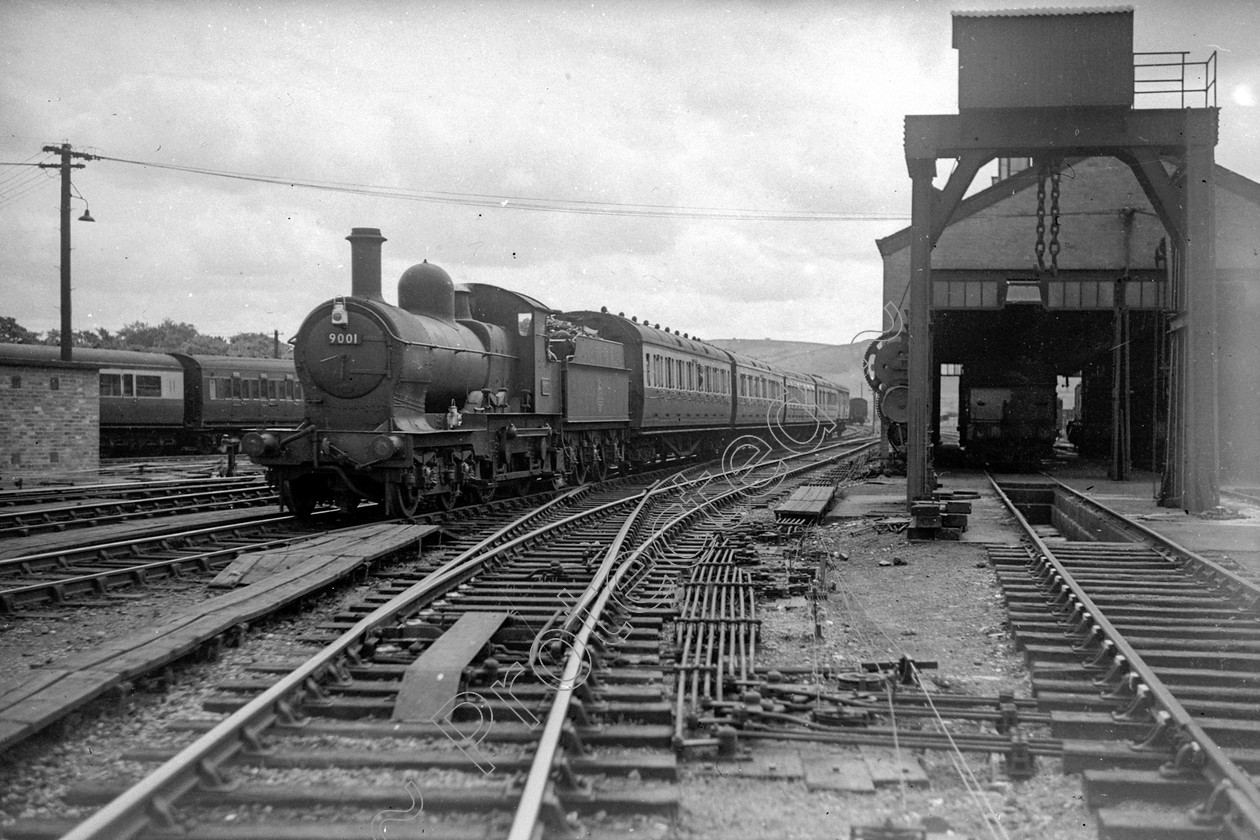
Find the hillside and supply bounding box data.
[707,339,869,396]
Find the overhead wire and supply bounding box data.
[0,152,57,208]
[89,153,910,223]
[0,171,56,209]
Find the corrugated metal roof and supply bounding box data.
[953,6,1133,18]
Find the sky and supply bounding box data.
[2,0,1259,347]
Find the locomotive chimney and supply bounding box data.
[346,227,386,301]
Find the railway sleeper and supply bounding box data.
[1051,710,1260,748]
[201,693,674,724]
[1094,806,1225,840]
[1063,740,1260,774]
[115,745,680,780]
[168,717,677,748]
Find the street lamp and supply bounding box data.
[40,144,98,360]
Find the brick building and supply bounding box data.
[0,349,100,485]
[877,157,1260,485]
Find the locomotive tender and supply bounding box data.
[957,362,1058,470]
[244,228,849,517]
[0,343,302,455]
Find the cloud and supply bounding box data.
[4,0,1259,350]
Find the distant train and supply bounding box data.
[849,396,869,426]
[957,361,1057,470]
[0,344,303,455]
[244,227,851,516]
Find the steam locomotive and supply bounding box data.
[243,228,850,517]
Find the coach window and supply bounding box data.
[100,374,119,395]
[136,375,162,397]
[122,374,134,397]
[232,374,242,399]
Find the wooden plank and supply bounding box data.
[210,524,437,588]
[0,720,28,751]
[0,670,120,728]
[859,745,929,787]
[774,485,835,520]
[0,669,75,706]
[801,755,875,792]
[0,523,437,754]
[392,612,510,722]
[702,750,803,780]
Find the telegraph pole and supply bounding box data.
[39,143,97,361]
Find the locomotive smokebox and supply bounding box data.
[346,227,387,301]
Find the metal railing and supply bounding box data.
[1135,50,1217,108]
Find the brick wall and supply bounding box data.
[0,364,99,484]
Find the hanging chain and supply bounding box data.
[1048,162,1062,278]
[1034,163,1047,276]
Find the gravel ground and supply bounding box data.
[3,479,1102,839]
[0,574,385,828]
[0,581,214,678]
[674,503,1096,840]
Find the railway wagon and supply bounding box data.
[0,343,302,455]
[566,312,848,460]
[563,311,735,467]
[849,396,869,426]
[809,373,850,433]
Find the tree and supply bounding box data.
[41,327,120,349]
[113,319,227,354]
[228,331,291,359]
[0,316,39,344]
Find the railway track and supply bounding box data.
[0,478,274,539]
[988,475,1260,840]
[0,512,332,612]
[7,440,876,840]
[0,476,266,511]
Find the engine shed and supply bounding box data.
[881,6,1256,511]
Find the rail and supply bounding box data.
[55,484,606,840]
[59,441,876,839]
[1135,50,1217,109]
[508,440,878,838]
[988,474,1260,837]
